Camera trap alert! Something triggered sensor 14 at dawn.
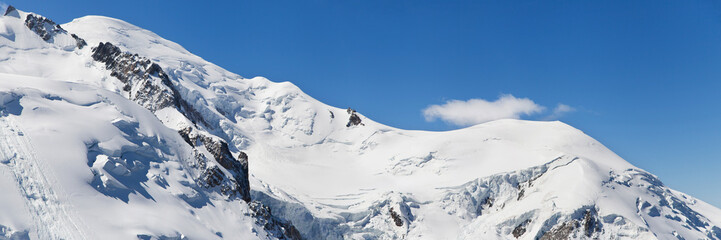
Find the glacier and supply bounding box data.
[0,6,720,240]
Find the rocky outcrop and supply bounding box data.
[512,219,531,238]
[237,151,250,181]
[179,127,250,202]
[25,14,63,41]
[538,208,601,240]
[4,5,17,17]
[91,42,206,125]
[249,201,304,240]
[91,41,249,200]
[389,207,404,227]
[539,221,576,240]
[92,42,175,111]
[70,33,87,49]
[346,108,363,127]
[24,13,86,48]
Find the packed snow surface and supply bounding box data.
[1,7,720,240]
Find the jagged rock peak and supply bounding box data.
[3,5,17,17]
[25,14,65,41]
[91,42,177,112]
[90,41,207,125]
[346,107,363,127]
[20,11,87,48]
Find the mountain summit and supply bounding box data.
[0,6,719,240]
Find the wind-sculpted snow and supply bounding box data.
[1,6,721,239]
[0,73,281,239]
[85,118,178,203]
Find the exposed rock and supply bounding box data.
[539,221,577,240]
[389,207,404,227]
[71,33,87,49]
[195,163,244,199]
[92,42,206,126]
[249,201,304,240]
[178,127,250,202]
[199,166,225,187]
[346,108,363,127]
[23,13,88,48]
[25,14,65,41]
[538,208,601,240]
[238,151,249,179]
[517,188,525,201]
[4,5,18,17]
[91,42,176,111]
[512,219,531,238]
[582,209,599,237]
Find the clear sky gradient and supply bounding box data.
[6,1,721,207]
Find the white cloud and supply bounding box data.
[543,103,575,120]
[423,94,545,126]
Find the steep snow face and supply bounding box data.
[1,8,720,240]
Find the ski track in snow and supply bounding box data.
[0,117,87,240]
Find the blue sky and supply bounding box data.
[6,1,721,207]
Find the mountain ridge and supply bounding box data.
[0,6,720,239]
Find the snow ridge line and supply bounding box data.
[0,117,86,240]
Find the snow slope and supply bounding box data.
[0,72,277,239]
[1,6,720,240]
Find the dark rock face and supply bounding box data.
[91,42,176,112]
[24,13,87,48]
[582,209,599,237]
[512,219,531,238]
[91,42,207,125]
[4,5,17,17]
[179,127,251,202]
[346,108,363,127]
[92,39,254,202]
[25,14,65,41]
[70,34,87,49]
[389,207,404,227]
[539,221,577,240]
[199,166,225,187]
[249,201,304,240]
[538,208,601,240]
[238,151,249,179]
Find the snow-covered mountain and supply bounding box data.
[1,6,720,240]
